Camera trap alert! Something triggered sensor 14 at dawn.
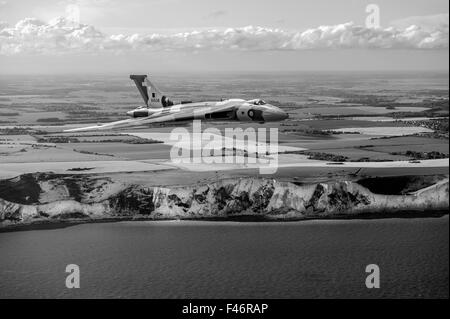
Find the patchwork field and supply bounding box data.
[0,72,448,184]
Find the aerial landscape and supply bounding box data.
[0,72,449,299]
[0,0,448,302]
[1,72,448,228]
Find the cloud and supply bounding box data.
[390,13,449,32]
[0,14,448,55]
[206,10,227,19]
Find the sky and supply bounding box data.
[0,0,448,74]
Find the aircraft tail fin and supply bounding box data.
[130,74,171,108]
[130,75,149,106]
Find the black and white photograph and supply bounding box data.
[0,0,448,306]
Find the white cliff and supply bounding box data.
[0,173,448,227]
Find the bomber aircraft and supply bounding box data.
[65,75,288,132]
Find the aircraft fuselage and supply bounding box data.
[126,99,288,123]
[64,76,288,132]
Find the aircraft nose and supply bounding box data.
[126,111,134,117]
[264,105,289,121]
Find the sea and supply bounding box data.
[0,217,448,299]
[0,71,448,299]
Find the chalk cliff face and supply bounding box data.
[0,173,448,226]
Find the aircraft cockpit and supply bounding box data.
[247,99,267,105]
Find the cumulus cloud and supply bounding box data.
[206,10,228,19]
[390,13,449,32]
[0,14,448,55]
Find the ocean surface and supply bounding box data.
[0,217,448,299]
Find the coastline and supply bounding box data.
[1,172,449,232]
[1,210,448,233]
